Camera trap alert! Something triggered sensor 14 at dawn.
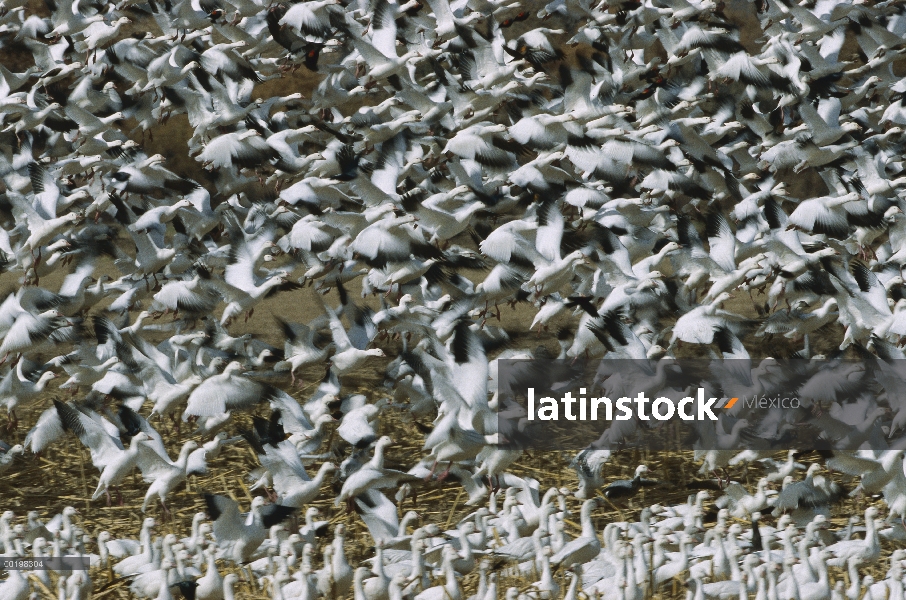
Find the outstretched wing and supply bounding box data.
[54,399,123,472]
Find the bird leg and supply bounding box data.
[160,498,172,522]
[116,486,124,507]
[437,461,454,481]
[6,409,17,432]
[495,303,501,321]
[424,460,438,481]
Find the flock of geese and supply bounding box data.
[5,0,906,596]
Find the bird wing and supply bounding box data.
[535,198,564,263]
[369,0,399,58]
[27,162,60,219]
[260,441,311,496]
[258,503,296,528]
[54,399,123,472]
[63,102,104,130]
[705,212,736,273]
[317,292,352,351]
[356,489,399,543]
[266,388,314,433]
[280,2,331,39]
[6,191,48,231]
[184,376,229,417]
[352,223,413,262]
[204,493,245,543]
[134,440,177,484]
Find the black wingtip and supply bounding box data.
[176,580,199,600]
[202,493,223,521]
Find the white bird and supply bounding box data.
[203,494,295,563]
[135,439,201,520]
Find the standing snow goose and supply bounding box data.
[0,440,23,473]
[203,494,295,563]
[550,498,603,567]
[825,507,881,567]
[0,568,29,600]
[414,545,462,600]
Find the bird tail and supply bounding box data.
[92,480,107,501]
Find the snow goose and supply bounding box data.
[336,436,418,509]
[135,439,200,520]
[570,447,612,499]
[74,16,132,62]
[53,399,152,505]
[261,443,336,508]
[340,19,424,86]
[204,494,295,563]
[669,293,744,346]
[825,506,881,567]
[278,0,340,40]
[550,498,603,567]
[195,545,223,600]
[113,518,157,577]
[414,545,461,600]
[183,361,309,429]
[0,361,57,429]
[350,213,438,267]
[602,465,661,501]
[443,125,516,170]
[316,293,386,376]
[0,439,23,473]
[0,568,29,600]
[197,130,278,174]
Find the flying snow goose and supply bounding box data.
[54,399,153,506]
[316,293,386,375]
[336,436,418,509]
[196,130,278,173]
[260,442,337,508]
[0,360,57,429]
[135,439,201,520]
